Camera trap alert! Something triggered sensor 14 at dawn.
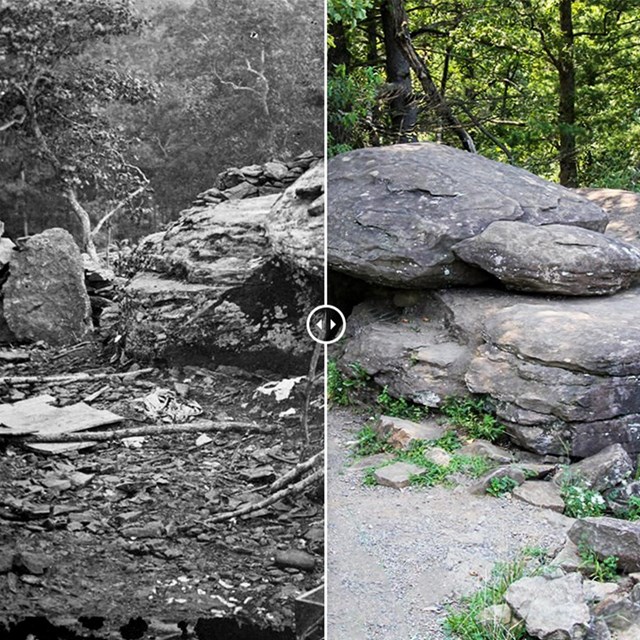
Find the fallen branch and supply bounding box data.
[0,419,273,442]
[301,342,323,443]
[0,369,154,385]
[206,468,323,524]
[269,451,323,492]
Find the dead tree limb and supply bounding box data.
[206,468,323,524]
[301,342,323,443]
[387,0,476,153]
[0,420,273,442]
[0,369,154,385]
[269,451,323,492]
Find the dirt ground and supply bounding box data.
[326,408,574,640]
[0,343,323,640]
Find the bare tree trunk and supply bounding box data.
[64,187,99,262]
[558,0,578,186]
[381,0,418,143]
[386,0,476,152]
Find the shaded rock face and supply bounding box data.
[265,161,324,276]
[116,192,321,373]
[4,228,92,346]
[453,221,640,295]
[328,143,607,288]
[334,286,640,457]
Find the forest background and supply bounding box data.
[328,0,640,190]
[0,0,324,257]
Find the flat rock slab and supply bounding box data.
[453,221,640,295]
[376,415,445,449]
[328,143,607,288]
[0,395,123,454]
[505,573,590,640]
[569,517,640,573]
[512,481,565,513]
[559,444,633,492]
[374,461,425,489]
[3,228,92,346]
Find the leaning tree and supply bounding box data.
[0,0,155,260]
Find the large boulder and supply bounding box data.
[113,193,321,373]
[334,286,640,457]
[265,161,324,276]
[3,228,92,346]
[452,221,640,295]
[328,143,607,288]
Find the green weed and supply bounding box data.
[621,495,640,521]
[362,467,378,487]
[561,483,607,518]
[354,424,392,457]
[434,429,463,452]
[442,396,505,442]
[578,542,619,582]
[486,476,519,497]
[444,553,540,639]
[377,385,427,421]
[327,359,370,406]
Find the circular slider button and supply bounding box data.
[306,305,346,345]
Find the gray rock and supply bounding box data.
[374,461,426,489]
[12,551,50,575]
[469,465,526,495]
[328,143,607,288]
[512,481,565,513]
[349,453,395,471]
[452,221,640,295]
[376,415,445,449]
[265,162,323,276]
[569,517,640,573]
[3,228,92,346]
[338,300,473,407]
[577,187,640,248]
[113,195,320,373]
[582,580,619,603]
[558,444,633,492]
[505,573,590,640]
[477,603,515,631]
[423,447,452,467]
[593,593,640,631]
[553,539,583,573]
[458,440,514,464]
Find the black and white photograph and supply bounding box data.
[0,1,324,638]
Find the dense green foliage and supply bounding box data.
[328,0,640,189]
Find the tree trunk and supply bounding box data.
[64,187,99,262]
[386,0,476,152]
[381,0,418,142]
[558,0,578,186]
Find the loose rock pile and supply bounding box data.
[192,151,321,206]
[329,143,640,458]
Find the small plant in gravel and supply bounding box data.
[442,396,505,442]
[362,467,378,487]
[376,385,427,421]
[578,542,619,582]
[328,359,370,406]
[444,551,543,639]
[486,476,519,497]
[561,482,607,518]
[354,424,392,457]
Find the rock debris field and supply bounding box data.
[0,343,323,640]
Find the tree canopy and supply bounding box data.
[328,0,640,189]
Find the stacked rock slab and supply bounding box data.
[329,143,640,457]
[113,159,323,373]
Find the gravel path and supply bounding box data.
[327,409,574,640]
